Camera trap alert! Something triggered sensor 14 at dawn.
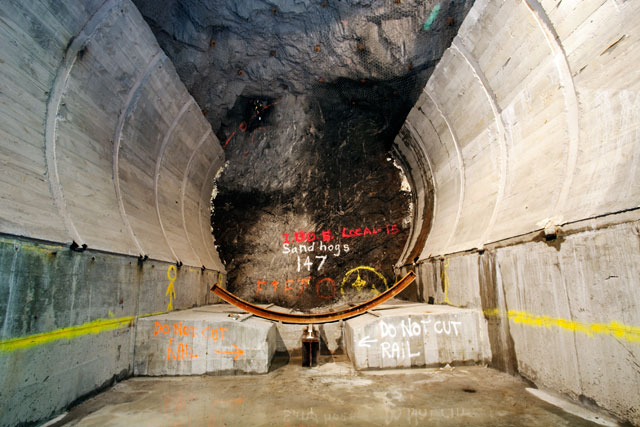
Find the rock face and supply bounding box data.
[133,0,474,310]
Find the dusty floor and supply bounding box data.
[54,355,605,427]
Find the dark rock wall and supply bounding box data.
[133,0,474,309]
[214,91,411,310]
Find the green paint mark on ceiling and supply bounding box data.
[423,3,442,31]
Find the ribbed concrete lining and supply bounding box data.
[153,99,193,263]
[113,50,164,257]
[395,120,436,265]
[524,0,580,218]
[43,0,122,248]
[0,0,225,270]
[451,39,507,250]
[398,0,640,259]
[393,2,640,423]
[180,128,213,268]
[424,89,465,253]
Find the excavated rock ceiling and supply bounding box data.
[134,0,473,310]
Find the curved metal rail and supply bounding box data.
[210,271,416,324]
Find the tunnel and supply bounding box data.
[0,0,639,425]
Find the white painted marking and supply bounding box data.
[380,320,397,338]
[381,341,392,358]
[358,336,378,348]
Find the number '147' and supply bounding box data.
[297,255,327,272]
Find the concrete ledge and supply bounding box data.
[134,306,276,375]
[344,305,491,370]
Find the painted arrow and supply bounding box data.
[214,344,244,360]
[358,336,378,347]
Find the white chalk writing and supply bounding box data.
[357,316,464,361]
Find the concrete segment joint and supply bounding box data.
[113,49,165,257]
[424,89,465,252]
[154,99,194,263]
[523,0,580,219]
[180,128,213,267]
[44,0,123,247]
[451,39,508,249]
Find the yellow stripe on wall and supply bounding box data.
[484,309,640,343]
[0,312,165,353]
[3,308,638,353]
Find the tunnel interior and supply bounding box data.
[135,0,473,310]
[1,0,639,426]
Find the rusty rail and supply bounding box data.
[210,271,416,324]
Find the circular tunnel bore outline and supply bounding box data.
[340,266,388,296]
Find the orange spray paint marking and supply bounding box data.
[166,337,199,361]
[256,280,267,297]
[284,279,296,296]
[316,277,336,300]
[223,131,236,148]
[154,321,170,336]
[298,277,311,296]
[214,344,244,360]
[200,326,228,340]
[251,127,265,145]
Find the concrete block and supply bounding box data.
[134,306,276,375]
[344,304,491,370]
[442,253,482,308]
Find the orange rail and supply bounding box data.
[210,271,416,324]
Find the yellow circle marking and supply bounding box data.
[341,266,388,295]
[167,265,177,281]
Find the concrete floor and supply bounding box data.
[53,355,607,427]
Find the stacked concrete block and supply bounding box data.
[134,307,277,375]
[344,305,491,370]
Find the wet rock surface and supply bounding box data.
[133,0,474,309]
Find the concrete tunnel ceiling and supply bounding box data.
[133,0,475,310]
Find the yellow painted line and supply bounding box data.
[0,311,166,353]
[484,309,640,343]
[440,259,454,306]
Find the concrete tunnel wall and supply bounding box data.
[0,1,225,425]
[395,0,640,423]
[0,0,225,269]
